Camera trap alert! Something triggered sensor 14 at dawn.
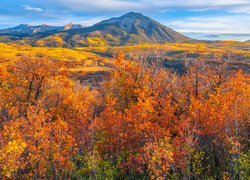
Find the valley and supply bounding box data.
[1,40,249,86]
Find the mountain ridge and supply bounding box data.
[0,12,191,47]
[0,23,84,36]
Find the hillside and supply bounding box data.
[0,12,191,47]
[78,12,191,45]
[0,23,83,36]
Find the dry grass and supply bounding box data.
[66,66,112,72]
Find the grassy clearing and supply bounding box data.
[66,66,112,72]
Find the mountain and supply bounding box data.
[0,23,83,36]
[63,23,83,31]
[91,12,190,44]
[0,12,191,46]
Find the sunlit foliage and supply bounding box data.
[0,45,249,179]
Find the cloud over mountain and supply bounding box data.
[0,0,249,40]
[47,0,250,13]
[23,5,43,12]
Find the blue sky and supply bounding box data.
[0,0,250,41]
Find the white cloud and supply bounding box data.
[166,15,250,35]
[153,0,249,8]
[0,15,8,20]
[230,6,250,14]
[47,0,250,13]
[46,16,106,26]
[150,0,250,14]
[76,17,107,26]
[24,5,43,12]
[48,0,144,12]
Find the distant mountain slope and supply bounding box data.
[0,23,83,36]
[0,12,191,47]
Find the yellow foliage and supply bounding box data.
[87,37,107,47]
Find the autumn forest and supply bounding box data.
[0,40,249,179]
[0,4,250,179]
